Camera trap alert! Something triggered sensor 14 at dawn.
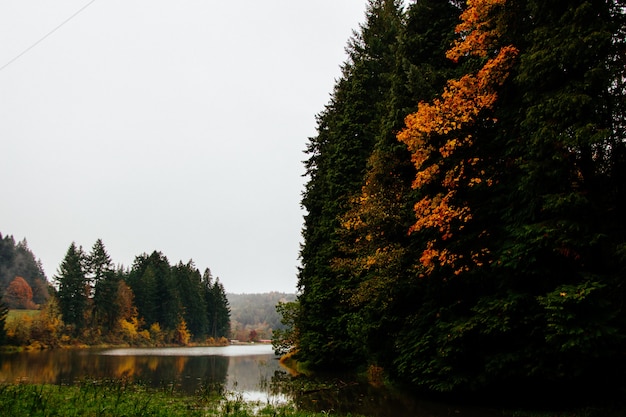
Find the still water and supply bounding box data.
[0,344,503,417]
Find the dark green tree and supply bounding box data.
[127,251,180,331]
[333,0,463,371]
[55,242,88,331]
[297,0,405,370]
[486,0,626,392]
[206,275,230,339]
[87,239,119,331]
[172,260,208,340]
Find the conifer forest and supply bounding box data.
[293,0,626,398]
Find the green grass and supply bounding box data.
[0,380,358,417]
[7,309,40,322]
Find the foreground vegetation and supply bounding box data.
[0,380,624,417]
[0,381,332,417]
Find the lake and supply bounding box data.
[0,344,504,417]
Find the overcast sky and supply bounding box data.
[0,0,372,294]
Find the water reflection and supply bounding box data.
[0,345,503,417]
[0,344,278,396]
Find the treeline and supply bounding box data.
[228,292,296,341]
[0,237,230,347]
[291,0,626,399]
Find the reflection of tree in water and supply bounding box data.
[269,372,502,417]
[0,350,230,394]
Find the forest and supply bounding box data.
[0,234,230,347]
[289,0,626,401]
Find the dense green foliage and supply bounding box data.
[295,0,626,399]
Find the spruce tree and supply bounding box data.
[88,239,119,331]
[173,260,208,340]
[334,0,462,371]
[208,277,230,339]
[55,242,88,331]
[297,0,405,370]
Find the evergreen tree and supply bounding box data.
[297,0,405,370]
[87,239,119,331]
[127,254,158,327]
[55,242,88,331]
[207,276,230,339]
[127,251,180,330]
[334,0,463,371]
[173,260,208,340]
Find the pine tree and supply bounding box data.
[55,242,88,331]
[173,260,208,340]
[209,278,230,339]
[127,251,180,331]
[333,0,462,369]
[87,239,119,331]
[297,0,405,370]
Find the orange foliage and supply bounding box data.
[3,276,37,310]
[397,0,518,275]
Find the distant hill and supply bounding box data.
[227,292,296,341]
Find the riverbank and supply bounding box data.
[0,337,236,353]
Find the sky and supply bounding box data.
[0,0,371,294]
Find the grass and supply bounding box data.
[6,309,40,321]
[0,380,358,417]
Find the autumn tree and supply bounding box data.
[55,242,88,331]
[386,0,626,395]
[3,276,37,310]
[30,296,64,347]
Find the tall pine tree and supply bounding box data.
[297,0,405,370]
[55,242,88,331]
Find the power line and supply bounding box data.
[0,0,99,72]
